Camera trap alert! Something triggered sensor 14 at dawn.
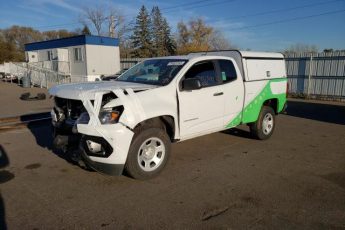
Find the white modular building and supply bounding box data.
[24,35,120,82]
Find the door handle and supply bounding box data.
[213,92,224,96]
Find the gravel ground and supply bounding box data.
[0,82,52,118]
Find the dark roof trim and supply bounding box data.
[25,35,119,51]
[243,57,284,60]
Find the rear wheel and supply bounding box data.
[125,128,170,180]
[250,106,275,140]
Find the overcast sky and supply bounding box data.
[0,0,344,51]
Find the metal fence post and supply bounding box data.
[307,54,314,98]
[40,70,43,88]
[45,72,48,88]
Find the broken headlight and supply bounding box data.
[99,111,120,124]
[99,106,124,124]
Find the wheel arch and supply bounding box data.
[263,98,279,114]
[133,115,177,142]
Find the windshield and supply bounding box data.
[116,59,187,86]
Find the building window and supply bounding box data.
[47,50,53,61]
[74,48,83,62]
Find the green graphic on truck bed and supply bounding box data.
[226,78,287,128]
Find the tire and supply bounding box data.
[125,128,171,180]
[250,106,275,140]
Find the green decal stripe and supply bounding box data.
[226,78,287,128]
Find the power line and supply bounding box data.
[33,0,235,29]
[31,0,345,31]
[160,0,215,10]
[215,0,344,20]
[122,0,235,18]
[120,0,217,18]
[229,9,345,30]
[162,0,236,14]
[34,22,80,29]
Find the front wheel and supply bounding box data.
[125,128,171,180]
[250,106,275,140]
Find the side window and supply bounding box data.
[218,60,237,83]
[184,61,217,87]
[74,47,83,62]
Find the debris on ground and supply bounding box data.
[201,206,229,221]
[20,92,46,101]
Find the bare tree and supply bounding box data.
[80,6,107,36]
[209,29,234,50]
[107,7,126,38]
[80,5,128,44]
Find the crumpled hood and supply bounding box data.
[49,81,158,100]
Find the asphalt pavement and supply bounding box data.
[0,99,344,229]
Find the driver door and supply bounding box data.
[178,60,224,139]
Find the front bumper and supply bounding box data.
[51,90,136,176]
[53,124,133,176]
[79,147,124,176]
[78,123,134,175]
[77,123,134,167]
[52,132,127,176]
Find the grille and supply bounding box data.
[54,97,86,120]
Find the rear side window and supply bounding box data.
[218,60,237,83]
[184,61,217,87]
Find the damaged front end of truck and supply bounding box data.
[49,83,155,176]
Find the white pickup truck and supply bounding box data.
[49,50,287,179]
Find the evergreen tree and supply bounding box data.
[81,25,91,35]
[151,6,163,56]
[151,6,175,56]
[131,5,153,58]
[161,18,176,56]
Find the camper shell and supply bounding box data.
[189,50,286,81]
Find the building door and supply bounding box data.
[57,48,70,73]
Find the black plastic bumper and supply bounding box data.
[53,133,124,176]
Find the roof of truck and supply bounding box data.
[148,50,285,79]
[149,50,284,61]
[238,51,284,58]
[189,50,284,59]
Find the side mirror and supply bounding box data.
[182,78,202,91]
